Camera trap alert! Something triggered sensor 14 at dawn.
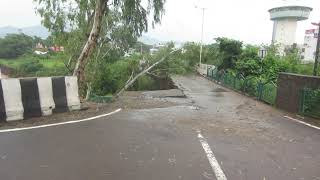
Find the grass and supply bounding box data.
[0,53,66,69]
[0,53,68,77]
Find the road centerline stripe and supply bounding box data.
[197,130,227,180]
[0,108,122,133]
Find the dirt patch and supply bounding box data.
[0,91,180,130]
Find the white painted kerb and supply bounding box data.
[0,108,122,133]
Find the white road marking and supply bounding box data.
[284,116,320,130]
[0,108,122,133]
[197,131,227,180]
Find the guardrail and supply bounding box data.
[299,88,320,119]
[207,68,277,105]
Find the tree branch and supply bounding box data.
[146,72,167,79]
[115,48,181,98]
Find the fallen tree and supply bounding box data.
[115,49,181,97]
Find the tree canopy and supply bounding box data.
[34,0,166,87]
[215,37,243,71]
[0,34,34,59]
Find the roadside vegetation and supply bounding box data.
[1,32,318,98]
[201,38,318,83]
[0,35,68,77]
[0,53,67,76]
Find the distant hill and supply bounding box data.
[138,35,163,45]
[138,34,184,47]
[0,25,180,46]
[0,25,50,39]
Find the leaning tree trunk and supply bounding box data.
[115,49,181,98]
[73,0,107,87]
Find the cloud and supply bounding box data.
[0,0,319,45]
[145,0,320,44]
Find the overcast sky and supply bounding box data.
[0,0,319,44]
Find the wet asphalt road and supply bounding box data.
[0,75,319,180]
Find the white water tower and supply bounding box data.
[269,5,312,51]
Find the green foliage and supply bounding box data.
[259,45,304,82]
[148,42,201,76]
[300,88,320,119]
[205,43,220,65]
[131,75,160,91]
[18,61,44,73]
[34,0,166,74]
[87,53,140,95]
[235,45,261,77]
[34,0,165,37]
[209,38,319,83]
[86,41,205,95]
[215,37,243,70]
[0,34,34,58]
[86,36,320,97]
[0,53,68,77]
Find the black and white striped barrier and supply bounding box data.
[0,76,81,122]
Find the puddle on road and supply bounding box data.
[211,88,228,92]
[211,88,227,97]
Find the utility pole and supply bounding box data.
[312,22,320,76]
[195,4,206,66]
[199,8,205,66]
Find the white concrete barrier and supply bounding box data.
[0,76,81,122]
[65,76,81,111]
[1,79,24,121]
[37,77,55,116]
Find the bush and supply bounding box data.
[301,89,320,119]
[15,61,44,76]
[88,57,139,95]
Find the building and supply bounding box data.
[49,45,65,52]
[269,6,312,54]
[150,43,166,55]
[301,28,319,62]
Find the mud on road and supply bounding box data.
[0,90,183,129]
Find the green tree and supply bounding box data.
[0,34,34,58]
[34,0,166,88]
[215,37,243,71]
[205,43,220,65]
[235,45,261,77]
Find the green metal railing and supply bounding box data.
[260,82,277,105]
[299,88,320,119]
[207,68,277,105]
